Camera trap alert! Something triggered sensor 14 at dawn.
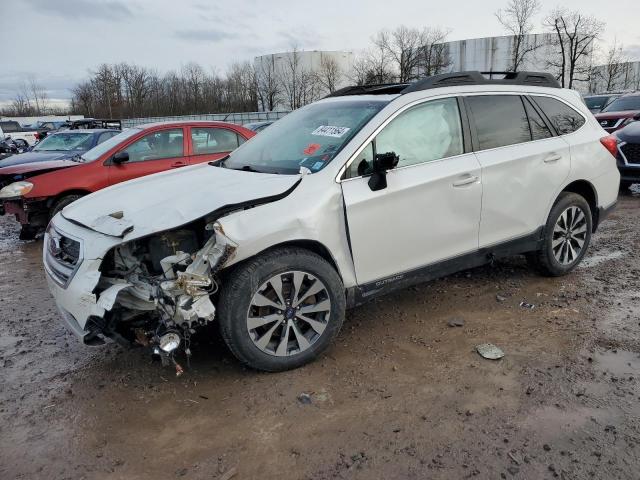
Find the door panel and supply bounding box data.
[474,137,570,246]
[108,128,186,185]
[464,94,571,247]
[342,153,482,285]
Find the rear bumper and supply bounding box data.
[618,165,640,183]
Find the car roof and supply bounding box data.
[135,120,243,129]
[51,128,117,134]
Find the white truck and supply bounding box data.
[0,120,46,146]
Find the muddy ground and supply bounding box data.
[1,193,640,480]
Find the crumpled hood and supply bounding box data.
[61,163,301,239]
[0,151,78,168]
[0,159,78,176]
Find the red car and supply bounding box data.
[594,92,640,133]
[0,121,255,239]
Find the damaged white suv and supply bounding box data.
[44,72,619,372]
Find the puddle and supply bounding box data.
[580,250,626,268]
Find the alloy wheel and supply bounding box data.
[552,206,588,265]
[246,271,331,356]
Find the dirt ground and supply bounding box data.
[1,193,640,480]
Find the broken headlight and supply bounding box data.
[0,181,33,199]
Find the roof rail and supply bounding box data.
[401,71,561,93]
[325,83,410,98]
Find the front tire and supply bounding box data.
[218,247,346,372]
[527,192,592,276]
[49,194,84,220]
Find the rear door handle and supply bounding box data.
[171,161,187,168]
[544,153,562,163]
[452,175,479,187]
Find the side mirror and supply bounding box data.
[112,151,129,164]
[368,152,399,191]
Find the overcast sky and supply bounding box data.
[2,0,639,108]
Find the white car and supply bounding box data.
[44,71,620,372]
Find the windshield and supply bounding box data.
[602,96,640,113]
[81,128,141,162]
[33,132,94,151]
[224,99,389,174]
[584,96,611,111]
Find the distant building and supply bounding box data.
[254,50,354,111]
[439,33,594,92]
[589,61,640,94]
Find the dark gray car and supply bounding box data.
[0,129,120,168]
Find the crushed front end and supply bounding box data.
[44,214,237,375]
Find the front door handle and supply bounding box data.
[452,175,479,187]
[544,153,562,163]
[171,161,187,168]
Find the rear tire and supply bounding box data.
[50,194,83,220]
[527,192,592,277]
[218,247,345,372]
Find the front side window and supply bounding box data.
[223,99,388,174]
[81,128,141,162]
[121,129,184,163]
[345,98,464,178]
[532,96,585,135]
[191,128,240,155]
[97,131,117,145]
[467,95,531,150]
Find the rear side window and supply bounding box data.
[523,99,553,140]
[532,96,585,135]
[191,128,241,155]
[466,95,530,150]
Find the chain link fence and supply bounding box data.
[121,111,290,128]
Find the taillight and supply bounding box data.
[34,132,40,141]
[599,135,618,158]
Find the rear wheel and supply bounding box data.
[218,247,345,372]
[50,194,84,220]
[527,192,592,276]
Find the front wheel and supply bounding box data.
[527,192,592,276]
[50,194,84,220]
[218,247,346,372]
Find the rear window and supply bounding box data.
[532,96,585,135]
[466,95,531,150]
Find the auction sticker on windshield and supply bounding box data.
[311,125,351,138]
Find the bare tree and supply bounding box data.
[544,9,605,88]
[373,26,426,82]
[348,55,374,86]
[599,40,629,91]
[495,0,541,71]
[10,93,32,116]
[255,54,281,111]
[418,27,452,76]
[315,55,342,94]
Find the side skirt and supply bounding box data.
[345,227,544,308]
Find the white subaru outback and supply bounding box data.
[44,72,619,372]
